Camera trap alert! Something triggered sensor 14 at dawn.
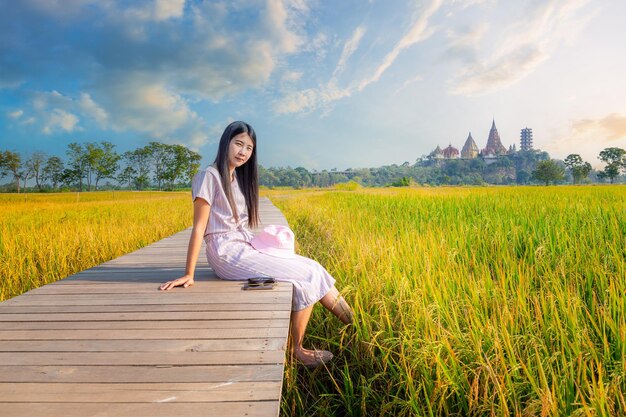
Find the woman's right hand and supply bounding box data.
[159,275,194,291]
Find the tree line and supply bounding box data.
[0,142,201,192]
[531,148,626,185]
[260,148,625,188]
[1,145,624,192]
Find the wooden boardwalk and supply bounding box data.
[0,197,292,417]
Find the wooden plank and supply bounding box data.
[0,303,289,314]
[4,292,291,306]
[0,327,287,340]
[0,364,284,383]
[0,318,291,330]
[0,382,281,402]
[23,283,292,295]
[0,338,287,352]
[0,350,286,366]
[0,312,290,324]
[1,401,279,417]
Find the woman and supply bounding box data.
[159,121,353,368]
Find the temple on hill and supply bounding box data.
[520,127,533,151]
[429,145,444,160]
[461,132,479,159]
[428,119,510,161]
[483,119,507,156]
[442,144,459,159]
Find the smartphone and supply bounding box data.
[247,277,275,285]
[243,284,276,290]
[243,277,276,291]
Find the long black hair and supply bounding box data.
[213,121,260,228]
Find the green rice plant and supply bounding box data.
[268,186,626,417]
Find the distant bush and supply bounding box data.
[334,180,362,191]
[391,176,411,187]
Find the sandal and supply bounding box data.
[296,349,334,369]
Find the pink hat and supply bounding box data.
[250,225,295,258]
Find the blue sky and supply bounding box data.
[1,0,625,170]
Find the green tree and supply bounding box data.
[162,144,183,190]
[0,151,7,181]
[598,147,625,184]
[25,151,47,191]
[259,166,279,187]
[294,167,312,187]
[123,148,151,190]
[182,146,202,184]
[66,143,88,191]
[117,166,136,190]
[564,154,592,184]
[391,176,411,187]
[84,142,101,190]
[93,141,120,190]
[60,168,82,189]
[147,142,169,190]
[532,159,565,185]
[2,150,30,193]
[43,156,64,190]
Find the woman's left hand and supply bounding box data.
[159,275,195,291]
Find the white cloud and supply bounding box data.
[444,23,488,61]
[28,90,84,133]
[450,46,547,96]
[91,73,209,146]
[0,77,23,89]
[154,0,185,21]
[448,0,493,10]
[392,74,424,97]
[25,87,205,147]
[78,93,108,125]
[22,0,112,19]
[449,0,595,96]
[356,0,442,92]
[32,90,72,111]
[123,0,186,24]
[8,110,24,119]
[282,71,303,83]
[43,109,80,134]
[573,113,626,142]
[273,89,320,114]
[332,26,366,79]
[263,0,307,54]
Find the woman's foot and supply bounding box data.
[294,347,333,369]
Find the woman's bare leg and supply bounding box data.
[290,304,330,366]
[290,304,313,354]
[320,286,354,325]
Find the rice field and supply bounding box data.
[268,185,626,417]
[0,191,191,301]
[1,186,624,416]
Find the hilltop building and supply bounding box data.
[520,127,533,151]
[426,119,534,163]
[483,119,507,156]
[429,145,444,160]
[461,132,479,159]
[442,144,459,159]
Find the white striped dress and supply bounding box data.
[191,166,336,311]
